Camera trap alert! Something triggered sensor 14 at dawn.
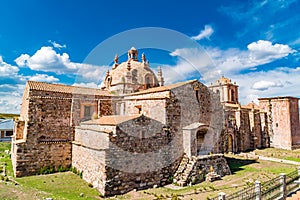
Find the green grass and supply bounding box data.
[17,172,102,200]
[0,142,13,177]
[254,148,300,163]
[1,142,299,200]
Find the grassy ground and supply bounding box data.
[254,148,300,162]
[0,113,19,119]
[0,142,298,200]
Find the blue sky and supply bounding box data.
[1,0,300,113]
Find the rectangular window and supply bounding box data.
[139,131,145,139]
[84,106,91,118]
[5,130,13,137]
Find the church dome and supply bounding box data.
[103,47,162,94]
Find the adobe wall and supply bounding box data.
[289,99,300,146]
[259,98,296,149]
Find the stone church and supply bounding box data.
[11,47,300,196]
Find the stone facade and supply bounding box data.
[72,115,181,196]
[12,47,300,196]
[259,97,300,149]
[12,81,111,177]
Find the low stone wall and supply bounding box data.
[12,140,72,177]
[187,154,231,184]
[103,157,181,196]
[72,143,107,195]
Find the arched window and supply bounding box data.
[145,74,152,89]
[231,89,235,102]
[132,69,138,83]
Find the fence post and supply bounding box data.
[280,173,287,200]
[298,166,300,182]
[255,180,261,200]
[218,192,226,200]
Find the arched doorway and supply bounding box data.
[196,129,207,155]
[228,134,233,152]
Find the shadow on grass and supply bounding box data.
[225,156,258,174]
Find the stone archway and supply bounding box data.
[196,128,207,155]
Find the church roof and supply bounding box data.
[27,81,112,96]
[0,119,14,130]
[109,59,158,86]
[212,76,236,86]
[96,114,140,125]
[126,79,197,96]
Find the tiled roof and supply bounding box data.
[126,79,197,96]
[27,81,112,96]
[0,119,14,130]
[258,96,299,100]
[97,115,140,125]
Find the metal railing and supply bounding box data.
[261,176,282,200]
[226,185,256,200]
[215,167,300,200]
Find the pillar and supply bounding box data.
[218,192,226,200]
[280,173,287,200]
[255,180,261,200]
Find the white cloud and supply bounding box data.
[29,74,59,83]
[48,40,66,49]
[229,67,300,104]
[191,25,214,40]
[161,47,220,84]
[0,56,19,76]
[247,40,295,63]
[0,84,25,114]
[14,46,108,82]
[252,80,283,91]
[162,40,295,85]
[72,82,102,89]
[206,40,295,75]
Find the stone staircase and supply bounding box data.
[287,190,300,200]
[173,155,197,187]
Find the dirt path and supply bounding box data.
[258,155,300,166]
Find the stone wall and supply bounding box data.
[188,154,231,184]
[259,97,300,149]
[173,154,231,186]
[12,89,74,177]
[72,116,182,196]
[72,125,108,195]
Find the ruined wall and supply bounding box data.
[105,114,181,196]
[72,116,181,196]
[184,154,231,185]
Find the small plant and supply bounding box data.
[88,183,93,188]
[168,175,174,183]
[39,166,55,175]
[91,112,99,120]
[194,188,198,194]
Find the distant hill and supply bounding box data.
[0,113,19,119]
